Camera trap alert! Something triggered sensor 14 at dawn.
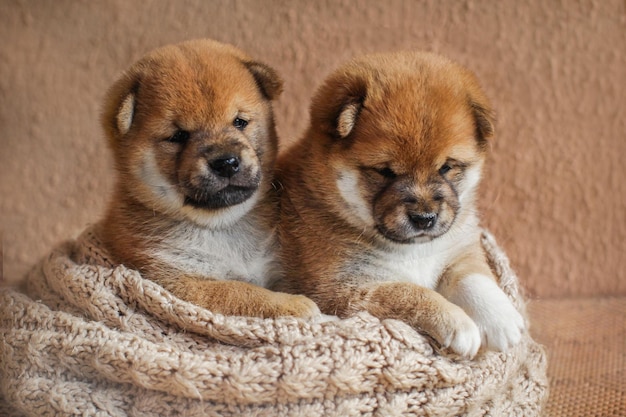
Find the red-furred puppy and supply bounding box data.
[275,52,524,357]
[99,39,319,318]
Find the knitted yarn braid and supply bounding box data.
[0,226,548,416]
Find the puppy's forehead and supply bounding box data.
[360,78,479,163]
[136,47,262,125]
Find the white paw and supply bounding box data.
[440,304,481,358]
[476,296,525,351]
[451,274,526,352]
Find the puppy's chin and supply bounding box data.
[179,191,261,228]
[375,222,452,245]
[183,185,258,210]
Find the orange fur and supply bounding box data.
[98,39,319,319]
[275,52,524,357]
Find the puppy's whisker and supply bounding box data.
[355,227,368,245]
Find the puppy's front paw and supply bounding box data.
[439,304,481,358]
[452,274,526,352]
[273,293,322,319]
[476,295,525,352]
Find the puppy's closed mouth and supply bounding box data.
[184,185,257,210]
[375,224,436,244]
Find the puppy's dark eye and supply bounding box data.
[167,130,190,144]
[439,163,453,175]
[233,117,248,130]
[374,167,397,179]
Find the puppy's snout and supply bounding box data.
[210,156,240,178]
[409,212,438,230]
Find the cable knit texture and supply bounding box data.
[0,227,547,416]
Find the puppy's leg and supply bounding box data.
[160,274,321,319]
[438,247,525,352]
[347,282,481,358]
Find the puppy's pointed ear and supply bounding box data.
[469,99,495,149]
[336,101,362,138]
[244,61,283,100]
[101,71,141,146]
[115,93,135,135]
[311,72,367,140]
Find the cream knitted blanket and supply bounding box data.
[0,227,548,416]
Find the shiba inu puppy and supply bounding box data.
[276,51,524,356]
[99,39,319,319]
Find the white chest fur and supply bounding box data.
[359,217,481,289]
[149,220,277,288]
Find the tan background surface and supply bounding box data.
[1,0,624,299]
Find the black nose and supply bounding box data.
[410,212,438,230]
[210,156,240,178]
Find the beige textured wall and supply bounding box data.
[1,0,624,298]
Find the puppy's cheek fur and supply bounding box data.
[135,149,183,212]
[238,146,262,180]
[433,203,457,233]
[445,273,526,352]
[457,163,483,204]
[335,167,374,227]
